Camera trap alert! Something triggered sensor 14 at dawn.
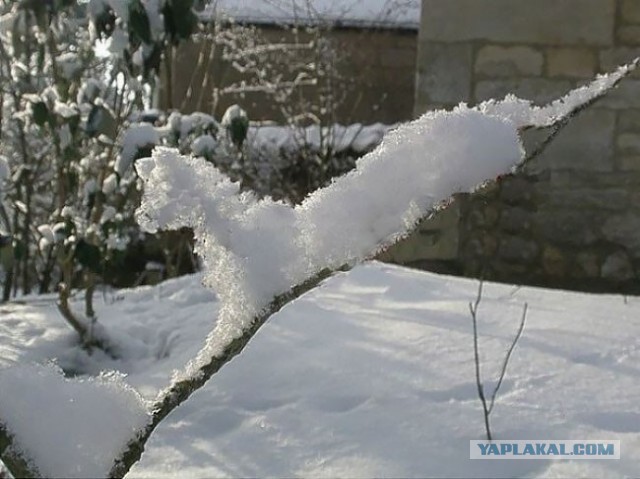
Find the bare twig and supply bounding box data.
[469,279,528,441]
[110,61,632,477]
[469,280,491,440]
[488,303,528,415]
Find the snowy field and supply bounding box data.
[1,262,639,477]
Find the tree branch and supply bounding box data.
[108,64,638,476]
[108,266,346,478]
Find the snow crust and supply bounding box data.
[0,363,150,478]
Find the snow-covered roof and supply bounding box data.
[201,0,421,30]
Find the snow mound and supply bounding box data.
[0,363,150,478]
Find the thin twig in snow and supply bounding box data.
[469,279,528,441]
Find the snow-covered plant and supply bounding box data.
[0,54,635,478]
[168,10,363,201]
[106,64,639,477]
[0,0,201,350]
[130,106,377,205]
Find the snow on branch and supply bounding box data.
[110,60,638,478]
[135,59,638,380]
[136,107,522,375]
[479,61,638,129]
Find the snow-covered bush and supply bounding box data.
[0,0,350,347]
[131,108,386,203]
[164,9,365,201]
[0,0,202,348]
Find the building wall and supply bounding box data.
[163,25,417,125]
[382,0,640,292]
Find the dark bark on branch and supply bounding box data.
[0,458,15,479]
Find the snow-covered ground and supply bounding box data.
[2,262,640,477]
[0,274,216,401]
[0,275,217,477]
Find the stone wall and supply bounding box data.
[382,0,640,292]
[164,26,417,124]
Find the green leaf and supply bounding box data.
[129,0,152,44]
[56,0,76,9]
[0,237,13,270]
[163,0,198,44]
[12,240,26,261]
[32,101,50,127]
[86,105,117,140]
[52,223,70,242]
[93,7,117,39]
[228,116,249,148]
[143,43,163,77]
[75,239,102,274]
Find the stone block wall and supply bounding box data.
[383,0,640,292]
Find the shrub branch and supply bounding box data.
[469,279,528,441]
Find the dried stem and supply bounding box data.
[469,279,528,441]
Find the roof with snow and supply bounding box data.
[201,0,421,30]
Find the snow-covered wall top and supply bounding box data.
[201,0,421,30]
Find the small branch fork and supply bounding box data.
[469,279,528,441]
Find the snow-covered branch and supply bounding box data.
[107,61,638,477]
